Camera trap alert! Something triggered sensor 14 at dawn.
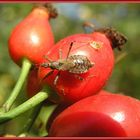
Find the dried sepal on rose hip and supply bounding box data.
[94,27,127,51]
[38,33,114,103]
[83,22,127,51]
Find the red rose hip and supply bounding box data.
[39,32,114,103]
[8,4,57,65]
[4,4,57,112]
[26,69,42,98]
[49,91,140,137]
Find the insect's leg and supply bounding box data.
[66,42,74,59]
[42,70,54,81]
[59,48,62,59]
[54,71,61,86]
[75,74,96,81]
[41,55,52,68]
[87,74,96,79]
[84,74,96,81]
[74,74,84,81]
[44,55,52,62]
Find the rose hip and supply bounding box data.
[38,33,114,103]
[49,91,140,137]
[8,4,57,66]
[26,69,42,98]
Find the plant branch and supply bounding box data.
[3,58,32,112]
[0,92,48,124]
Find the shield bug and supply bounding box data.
[41,42,94,85]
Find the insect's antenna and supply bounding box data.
[41,56,52,68]
[44,55,52,62]
[66,42,74,59]
[41,63,49,68]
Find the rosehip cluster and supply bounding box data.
[4,3,140,137]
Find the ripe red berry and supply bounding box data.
[26,69,42,98]
[38,33,114,103]
[8,4,57,66]
[49,91,140,137]
[46,103,70,132]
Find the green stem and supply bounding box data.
[20,102,43,136]
[0,92,48,124]
[3,58,32,112]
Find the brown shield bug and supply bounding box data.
[41,42,94,85]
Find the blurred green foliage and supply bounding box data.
[0,3,140,136]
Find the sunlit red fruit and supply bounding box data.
[49,90,140,137]
[38,33,114,103]
[4,2,132,138]
[26,69,42,98]
[8,4,56,66]
[46,103,69,131]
